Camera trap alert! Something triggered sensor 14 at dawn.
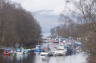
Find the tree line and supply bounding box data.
[0,0,42,48]
[50,0,96,63]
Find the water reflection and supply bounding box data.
[16,54,28,61]
[0,54,35,63]
[34,55,51,63]
[0,53,86,63]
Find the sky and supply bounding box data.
[12,0,66,12]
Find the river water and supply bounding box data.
[0,52,87,63]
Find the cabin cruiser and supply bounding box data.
[53,46,67,56]
[53,49,67,56]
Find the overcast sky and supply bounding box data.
[12,0,68,12]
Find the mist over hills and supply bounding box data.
[33,9,81,37]
[33,10,59,36]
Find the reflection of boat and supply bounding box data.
[40,52,48,61]
[16,54,23,61]
[16,54,28,61]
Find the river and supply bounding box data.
[0,52,87,63]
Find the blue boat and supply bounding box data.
[34,45,43,52]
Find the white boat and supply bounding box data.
[53,46,67,56]
[16,52,23,55]
[40,52,48,56]
[54,49,66,56]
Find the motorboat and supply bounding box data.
[3,48,14,56]
[54,49,67,56]
[53,46,67,56]
[4,48,11,56]
[15,48,23,55]
[40,52,48,56]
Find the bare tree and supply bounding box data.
[0,0,42,48]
